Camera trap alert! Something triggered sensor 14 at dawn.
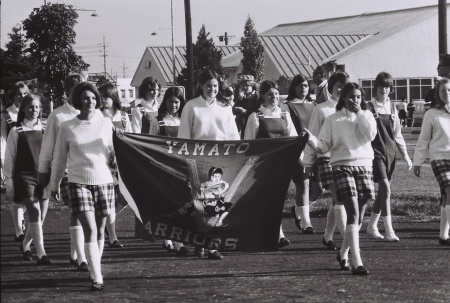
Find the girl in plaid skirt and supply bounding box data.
[306,82,377,275]
[51,82,115,291]
[414,77,450,246]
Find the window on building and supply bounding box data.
[121,89,126,98]
[360,78,433,101]
[129,89,134,98]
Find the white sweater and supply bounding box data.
[131,98,159,133]
[50,114,113,191]
[177,96,240,140]
[308,108,377,167]
[413,108,450,165]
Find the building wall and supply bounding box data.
[130,48,169,89]
[116,78,136,107]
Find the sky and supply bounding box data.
[1,0,442,79]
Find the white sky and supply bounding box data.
[1,0,442,78]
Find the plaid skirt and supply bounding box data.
[431,160,450,195]
[333,166,375,202]
[67,183,115,216]
[317,157,334,189]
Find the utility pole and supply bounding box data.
[122,62,129,78]
[100,36,109,78]
[218,32,235,46]
[184,0,194,100]
[438,0,447,56]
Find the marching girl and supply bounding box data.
[244,80,297,248]
[178,68,240,260]
[1,82,29,243]
[366,72,412,242]
[99,83,131,250]
[4,94,51,265]
[303,72,349,250]
[51,82,115,291]
[131,77,160,133]
[414,77,450,246]
[306,82,377,275]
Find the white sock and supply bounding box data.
[340,229,350,260]
[324,205,336,241]
[106,212,118,243]
[347,224,363,268]
[29,222,46,258]
[440,206,450,239]
[11,203,25,237]
[383,215,395,235]
[279,224,285,240]
[72,226,86,264]
[334,205,347,238]
[163,240,173,246]
[98,239,105,258]
[22,228,33,251]
[173,242,184,250]
[368,212,381,230]
[69,226,78,260]
[85,242,103,284]
[298,205,312,228]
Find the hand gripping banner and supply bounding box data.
[113,133,308,251]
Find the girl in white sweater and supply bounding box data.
[51,82,114,291]
[306,82,377,275]
[414,77,450,246]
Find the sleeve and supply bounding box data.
[177,103,193,139]
[303,108,322,167]
[285,112,298,137]
[3,128,18,181]
[226,108,240,140]
[50,125,70,192]
[392,107,408,158]
[413,111,432,166]
[0,112,8,167]
[124,114,132,133]
[314,116,333,154]
[131,107,142,133]
[38,112,58,173]
[243,112,259,140]
[355,110,377,142]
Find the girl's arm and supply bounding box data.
[177,103,193,139]
[3,128,19,183]
[49,125,70,192]
[225,108,240,140]
[306,116,333,154]
[243,112,259,140]
[392,107,412,169]
[130,107,142,133]
[355,110,377,142]
[303,108,322,167]
[413,111,433,168]
[124,113,132,133]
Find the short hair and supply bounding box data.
[99,83,122,110]
[434,77,450,108]
[17,94,41,125]
[208,167,223,178]
[336,82,367,111]
[258,80,279,104]
[374,72,394,93]
[64,74,83,96]
[327,72,350,95]
[313,65,329,77]
[138,77,161,98]
[157,86,186,117]
[71,82,101,111]
[8,81,29,103]
[286,74,309,101]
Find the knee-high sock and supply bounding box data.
[279,224,285,240]
[367,212,381,230]
[347,224,363,268]
[163,239,173,247]
[296,205,312,228]
[11,203,25,237]
[85,242,103,284]
[106,212,118,243]
[324,205,336,241]
[440,206,450,239]
[29,221,46,258]
[97,238,105,258]
[383,215,396,235]
[334,205,347,238]
[69,226,78,260]
[22,227,33,251]
[71,226,86,264]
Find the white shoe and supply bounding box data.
[384,232,399,242]
[366,225,384,239]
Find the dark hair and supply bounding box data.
[71,82,102,111]
[64,74,83,97]
[208,167,223,178]
[217,80,234,106]
[313,65,330,77]
[8,81,29,104]
[374,72,394,94]
[336,82,367,111]
[286,74,309,101]
[434,77,450,108]
[138,77,161,98]
[157,86,186,117]
[99,83,122,110]
[195,68,220,98]
[327,72,349,95]
[258,80,279,104]
[17,94,41,125]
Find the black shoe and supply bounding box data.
[291,206,302,230]
[439,237,450,246]
[194,247,205,258]
[69,258,78,267]
[322,237,338,250]
[78,262,89,272]
[163,243,175,253]
[36,255,51,265]
[23,250,33,261]
[351,266,369,275]
[207,251,224,260]
[175,246,188,256]
[108,240,124,248]
[302,226,315,234]
[14,234,25,242]
[278,237,290,248]
[90,282,103,291]
[336,253,350,270]
[19,242,23,252]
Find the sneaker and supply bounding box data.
[23,250,33,261]
[290,206,302,231]
[366,225,384,240]
[69,258,78,267]
[336,252,350,270]
[90,282,103,291]
[14,234,25,242]
[322,237,338,250]
[175,247,188,256]
[194,247,205,258]
[108,240,124,248]
[36,255,51,265]
[351,266,369,275]
[77,262,89,272]
[302,226,315,234]
[278,237,290,248]
[207,250,223,260]
[439,237,450,246]
[384,232,400,242]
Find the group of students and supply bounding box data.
[0,66,449,290]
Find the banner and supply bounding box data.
[113,133,308,251]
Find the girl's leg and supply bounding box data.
[294,179,314,233]
[70,214,86,266]
[278,224,290,248]
[323,184,337,246]
[333,185,347,239]
[377,180,399,241]
[105,212,122,248]
[442,187,450,244]
[23,197,48,262]
[11,201,25,240]
[78,211,103,284]
[95,215,107,258]
[367,179,388,240]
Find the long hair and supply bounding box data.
[71,82,101,111]
[286,74,309,101]
[99,83,122,110]
[138,77,161,98]
[434,77,450,109]
[336,82,367,111]
[327,72,349,95]
[17,94,41,125]
[195,68,220,98]
[157,86,186,117]
[258,80,279,104]
[7,81,29,105]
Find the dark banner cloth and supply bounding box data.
[113,133,308,251]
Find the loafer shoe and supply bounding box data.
[77,262,89,272]
[322,237,337,250]
[90,282,103,291]
[351,266,369,275]
[291,206,302,231]
[175,247,188,256]
[108,240,124,248]
[439,237,450,246]
[14,234,25,242]
[23,250,33,261]
[207,251,224,260]
[36,255,51,265]
[366,226,384,239]
[302,226,315,234]
[278,237,290,248]
[194,247,205,258]
[336,253,350,270]
[69,258,78,267]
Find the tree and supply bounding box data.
[0,26,34,80]
[22,3,89,107]
[240,16,265,83]
[177,24,223,91]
